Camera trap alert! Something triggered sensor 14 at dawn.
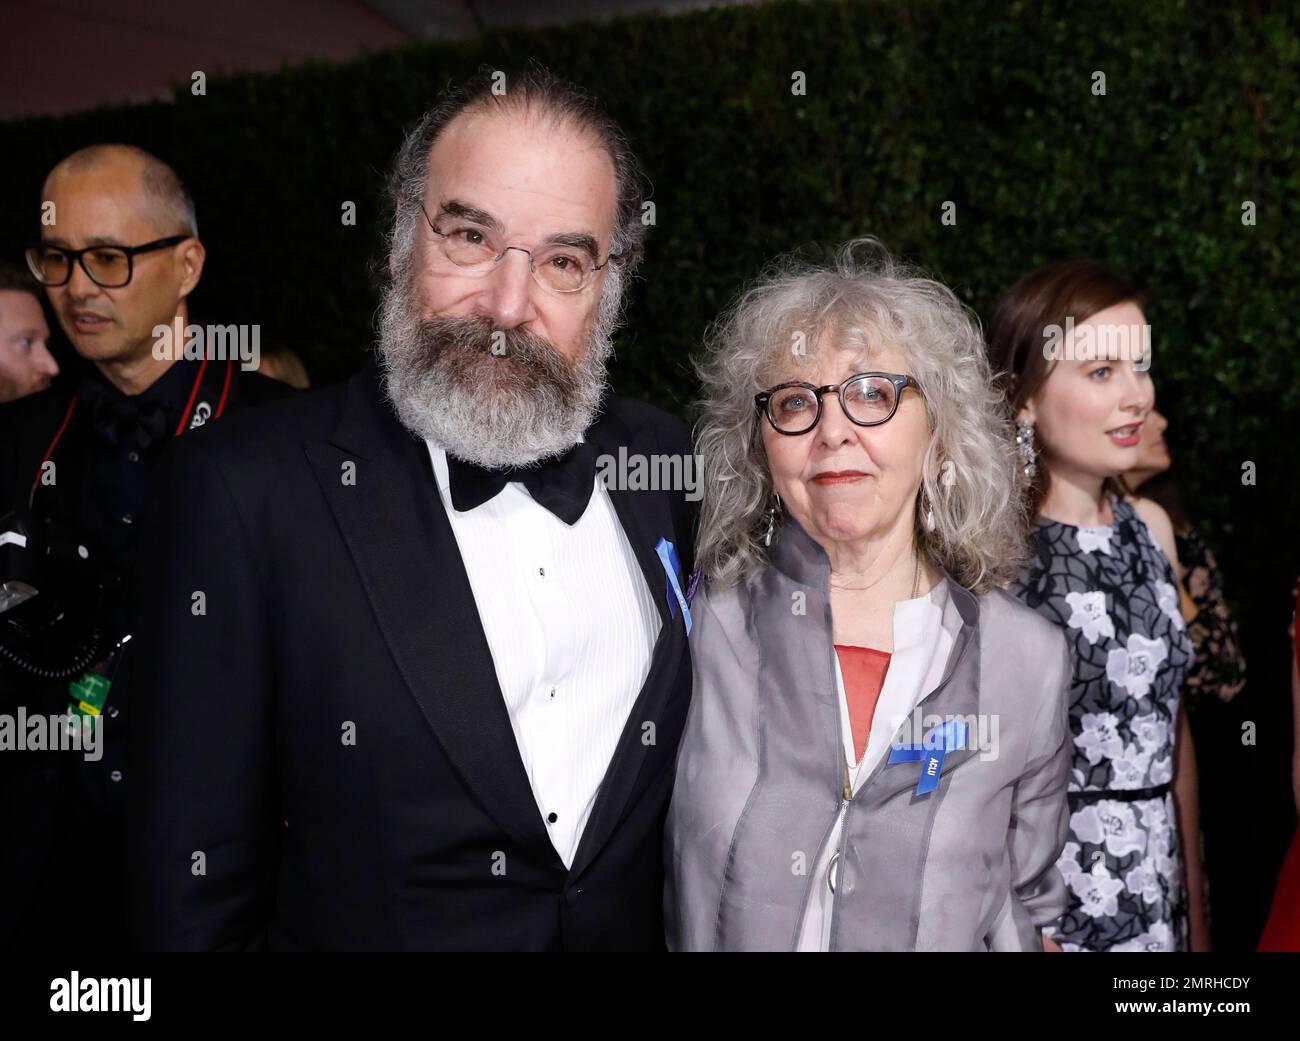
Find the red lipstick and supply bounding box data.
[812,470,869,485]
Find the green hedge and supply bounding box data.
[2,0,1296,639]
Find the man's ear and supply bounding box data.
[177,238,205,298]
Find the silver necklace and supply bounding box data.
[830,552,922,598]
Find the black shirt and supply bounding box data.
[9,357,291,645]
[0,352,295,950]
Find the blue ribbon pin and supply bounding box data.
[655,537,692,635]
[887,719,968,796]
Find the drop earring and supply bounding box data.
[1015,418,1038,480]
[762,493,782,547]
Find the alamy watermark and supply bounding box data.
[1042,317,1151,371]
[0,708,101,761]
[50,972,150,1021]
[595,447,703,501]
[152,316,261,370]
[887,708,1000,761]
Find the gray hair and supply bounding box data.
[382,62,645,341]
[694,238,1028,593]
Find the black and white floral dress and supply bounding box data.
[1009,496,1192,952]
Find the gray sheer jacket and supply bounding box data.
[664,519,1073,951]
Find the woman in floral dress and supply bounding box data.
[1010,499,1192,949]
[988,261,1207,950]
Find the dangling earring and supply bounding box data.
[1015,418,1038,480]
[922,489,936,532]
[762,493,782,547]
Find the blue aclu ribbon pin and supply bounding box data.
[655,537,692,635]
[887,719,968,796]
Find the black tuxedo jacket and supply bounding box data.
[128,360,697,951]
[0,358,292,951]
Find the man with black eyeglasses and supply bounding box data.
[0,144,290,951]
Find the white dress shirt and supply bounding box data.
[425,440,662,869]
[797,578,958,950]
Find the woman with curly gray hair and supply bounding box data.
[665,240,1074,951]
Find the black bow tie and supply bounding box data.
[80,379,171,449]
[446,441,600,525]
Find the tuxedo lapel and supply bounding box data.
[603,490,672,628]
[567,403,687,879]
[304,364,556,861]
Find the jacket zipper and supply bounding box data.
[820,601,977,950]
[825,743,852,949]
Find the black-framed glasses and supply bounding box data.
[25,235,191,289]
[755,372,923,435]
[419,202,619,295]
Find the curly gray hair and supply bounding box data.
[693,238,1028,593]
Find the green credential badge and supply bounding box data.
[68,671,111,732]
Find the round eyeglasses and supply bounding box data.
[419,202,619,295]
[755,372,922,435]
[25,235,191,289]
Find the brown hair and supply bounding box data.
[0,260,41,299]
[986,260,1143,518]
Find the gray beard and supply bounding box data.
[376,283,613,469]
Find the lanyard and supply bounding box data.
[29,358,233,503]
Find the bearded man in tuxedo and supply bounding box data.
[128,64,697,951]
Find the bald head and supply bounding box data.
[46,144,197,238]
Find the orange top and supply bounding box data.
[834,645,892,762]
